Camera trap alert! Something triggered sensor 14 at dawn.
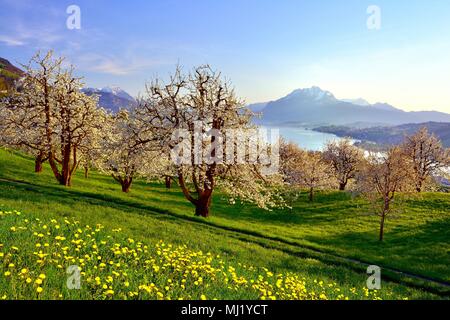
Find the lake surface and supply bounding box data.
[263,126,351,151]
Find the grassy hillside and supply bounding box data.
[0,58,23,98]
[0,148,449,299]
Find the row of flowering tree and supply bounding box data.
[280,135,449,240]
[0,51,285,217]
[0,51,449,240]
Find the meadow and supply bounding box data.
[0,148,449,300]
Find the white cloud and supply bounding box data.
[0,23,64,49]
[74,53,165,76]
[0,35,25,46]
[91,58,134,76]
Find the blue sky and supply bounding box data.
[1,0,450,112]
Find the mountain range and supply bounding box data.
[2,57,450,124]
[81,87,136,113]
[248,86,450,127]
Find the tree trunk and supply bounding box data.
[34,154,43,173]
[379,215,385,241]
[165,176,172,189]
[339,182,347,191]
[84,166,89,179]
[177,171,214,218]
[195,192,212,218]
[59,172,72,186]
[309,187,314,202]
[48,151,62,183]
[59,170,71,186]
[59,143,72,186]
[379,197,390,241]
[415,176,425,192]
[121,183,130,193]
[121,177,133,193]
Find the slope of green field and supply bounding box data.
[0,148,448,299]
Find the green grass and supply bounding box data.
[0,148,449,299]
[0,210,393,300]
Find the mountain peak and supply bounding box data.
[285,86,336,102]
[95,86,135,101]
[253,87,450,126]
[82,86,136,112]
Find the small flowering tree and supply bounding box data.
[357,147,413,241]
[78,109,111,179]
[97,109,165,192]
[323,138,364,190]
[280,141,334,201]
[400,127,450,192]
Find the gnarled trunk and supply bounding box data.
[339,182,347,191]
[195,191,212,218]
[121,183,131,193]
[59,171,72,186]
[177,169,214,218]
[34,153,44,173]
[60,143,72,186]
[84,165,89,179]
[120,177,133,193]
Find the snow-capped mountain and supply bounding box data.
[82,86,136,113]
[96,86,135,102]
[249,86,450,126]
[281,86,336,104]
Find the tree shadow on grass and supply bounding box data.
[0,178,349,254]
[0,178,191,222]
[304,217,450,283]
[0,174,366,233]
[204,191,363,227]
[404,195,450,212]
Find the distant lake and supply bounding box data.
[262,126,353,151]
